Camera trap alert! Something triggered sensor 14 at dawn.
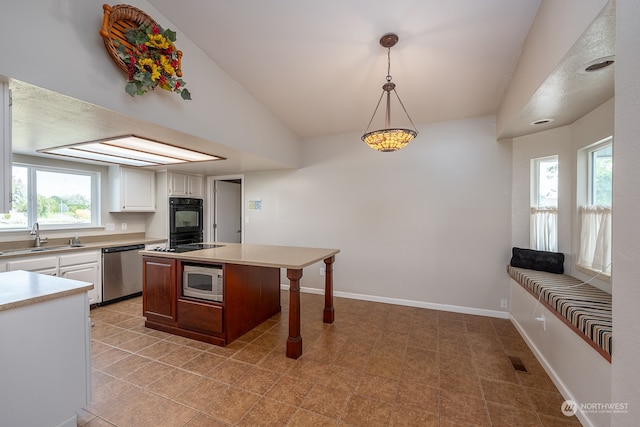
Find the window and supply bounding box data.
[577,139,612,275]
[531,156,558,252]
[0,163,99,230]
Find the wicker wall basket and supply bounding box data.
[99,3,182,77]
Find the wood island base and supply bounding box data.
[141,243,339,359]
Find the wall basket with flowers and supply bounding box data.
[99,3,191,100]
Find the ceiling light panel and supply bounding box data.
[38,135,223,166]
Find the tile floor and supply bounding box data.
[78,292,582,426]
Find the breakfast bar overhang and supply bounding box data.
[140,243,340,359]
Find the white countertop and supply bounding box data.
[0,270,93,312]
[0,237,166,259]
[140,242,340,269]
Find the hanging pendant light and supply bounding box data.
[362,33,418,152]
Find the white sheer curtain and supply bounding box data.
[578,206,612,274]
[530,207,558,252]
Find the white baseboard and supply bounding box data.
[279,284,510,319]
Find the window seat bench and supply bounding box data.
[507,265,612,362]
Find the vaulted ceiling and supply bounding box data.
[9,1,615,172]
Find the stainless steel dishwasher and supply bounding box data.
[102,244,146,304]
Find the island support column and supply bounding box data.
[286,256,336,359]
[323,256,335,323]
[286,268,303,359]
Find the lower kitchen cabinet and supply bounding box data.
[60,254,101,305]
[142,256,280,346]
[0,272,91,427]
[6,255,58,276]
[5,250,102,304]
[143,256,177,324]
[177,298,223,335]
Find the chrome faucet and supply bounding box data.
[30,222,48,247]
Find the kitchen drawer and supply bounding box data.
[177,299,223,335]
[59,250,100,267]
[6,256,57,272]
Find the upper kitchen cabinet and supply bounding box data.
[169,172,203,198]
[0,82,12,213]
[109,166,156,212]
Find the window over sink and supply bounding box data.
[0,163,99,230]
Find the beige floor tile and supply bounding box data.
[265,373,316,406]
[84,294,571,426]
[204,358,253,385]
[487,402,543,427]
[194,385,260,424]
[183,413,230,427]
[99,388,196,427]
[157,345,204,367]
[439,389,490,426]
[237,397,296,426]
[481,377,535,409]
[526,388,571,418]
[538,413,583,426]
[355,372,399,403]
[146,367,203,398]
[100,353,152,378]
[300,383,351,419]
[439,369,484,399]
[394,379,439,415]
[389,407,439,427]
[180,351,226,375]
[341,394,392,427]
[319,364,362,392]
[288,409,339,427]
[121,360,174,387]
[234,365,283,394]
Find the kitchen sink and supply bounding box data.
[0,244,86,256]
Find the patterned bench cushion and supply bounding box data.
[507,265,612,361]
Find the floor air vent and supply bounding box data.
[508,356,528,372]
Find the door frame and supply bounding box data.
[206,174,244,243]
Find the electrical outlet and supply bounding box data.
[106,223,115,231]
[535,314,546,331]
[500,299,508,309]
[121,222,127,230]
[320,267,325,276]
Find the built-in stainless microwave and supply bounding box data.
[183,264,224,302]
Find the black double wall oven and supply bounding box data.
[169,197,204,247]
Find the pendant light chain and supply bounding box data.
[386,47,392,83]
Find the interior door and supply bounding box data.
[214,180,241,243]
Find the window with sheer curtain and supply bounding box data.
[531,156,558,252]
[577,142,612,275]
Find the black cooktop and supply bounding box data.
[152,243,226,253]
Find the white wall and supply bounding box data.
[611,0,640,423]
[244,116,513,316]
[0,0,300,168]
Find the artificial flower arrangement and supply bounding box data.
[116,24,191,100]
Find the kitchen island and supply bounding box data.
[0,270,92,427]
[140,243,339,359]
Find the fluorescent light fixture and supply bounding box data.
[38,135,223,166]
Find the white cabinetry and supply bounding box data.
[169,172,203,198]
[60,250,101,305]
[1,82,12,213]
[109,165,156,212]
[4,249,102,304]
[0,272,91,427]
[6,255,58,276]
